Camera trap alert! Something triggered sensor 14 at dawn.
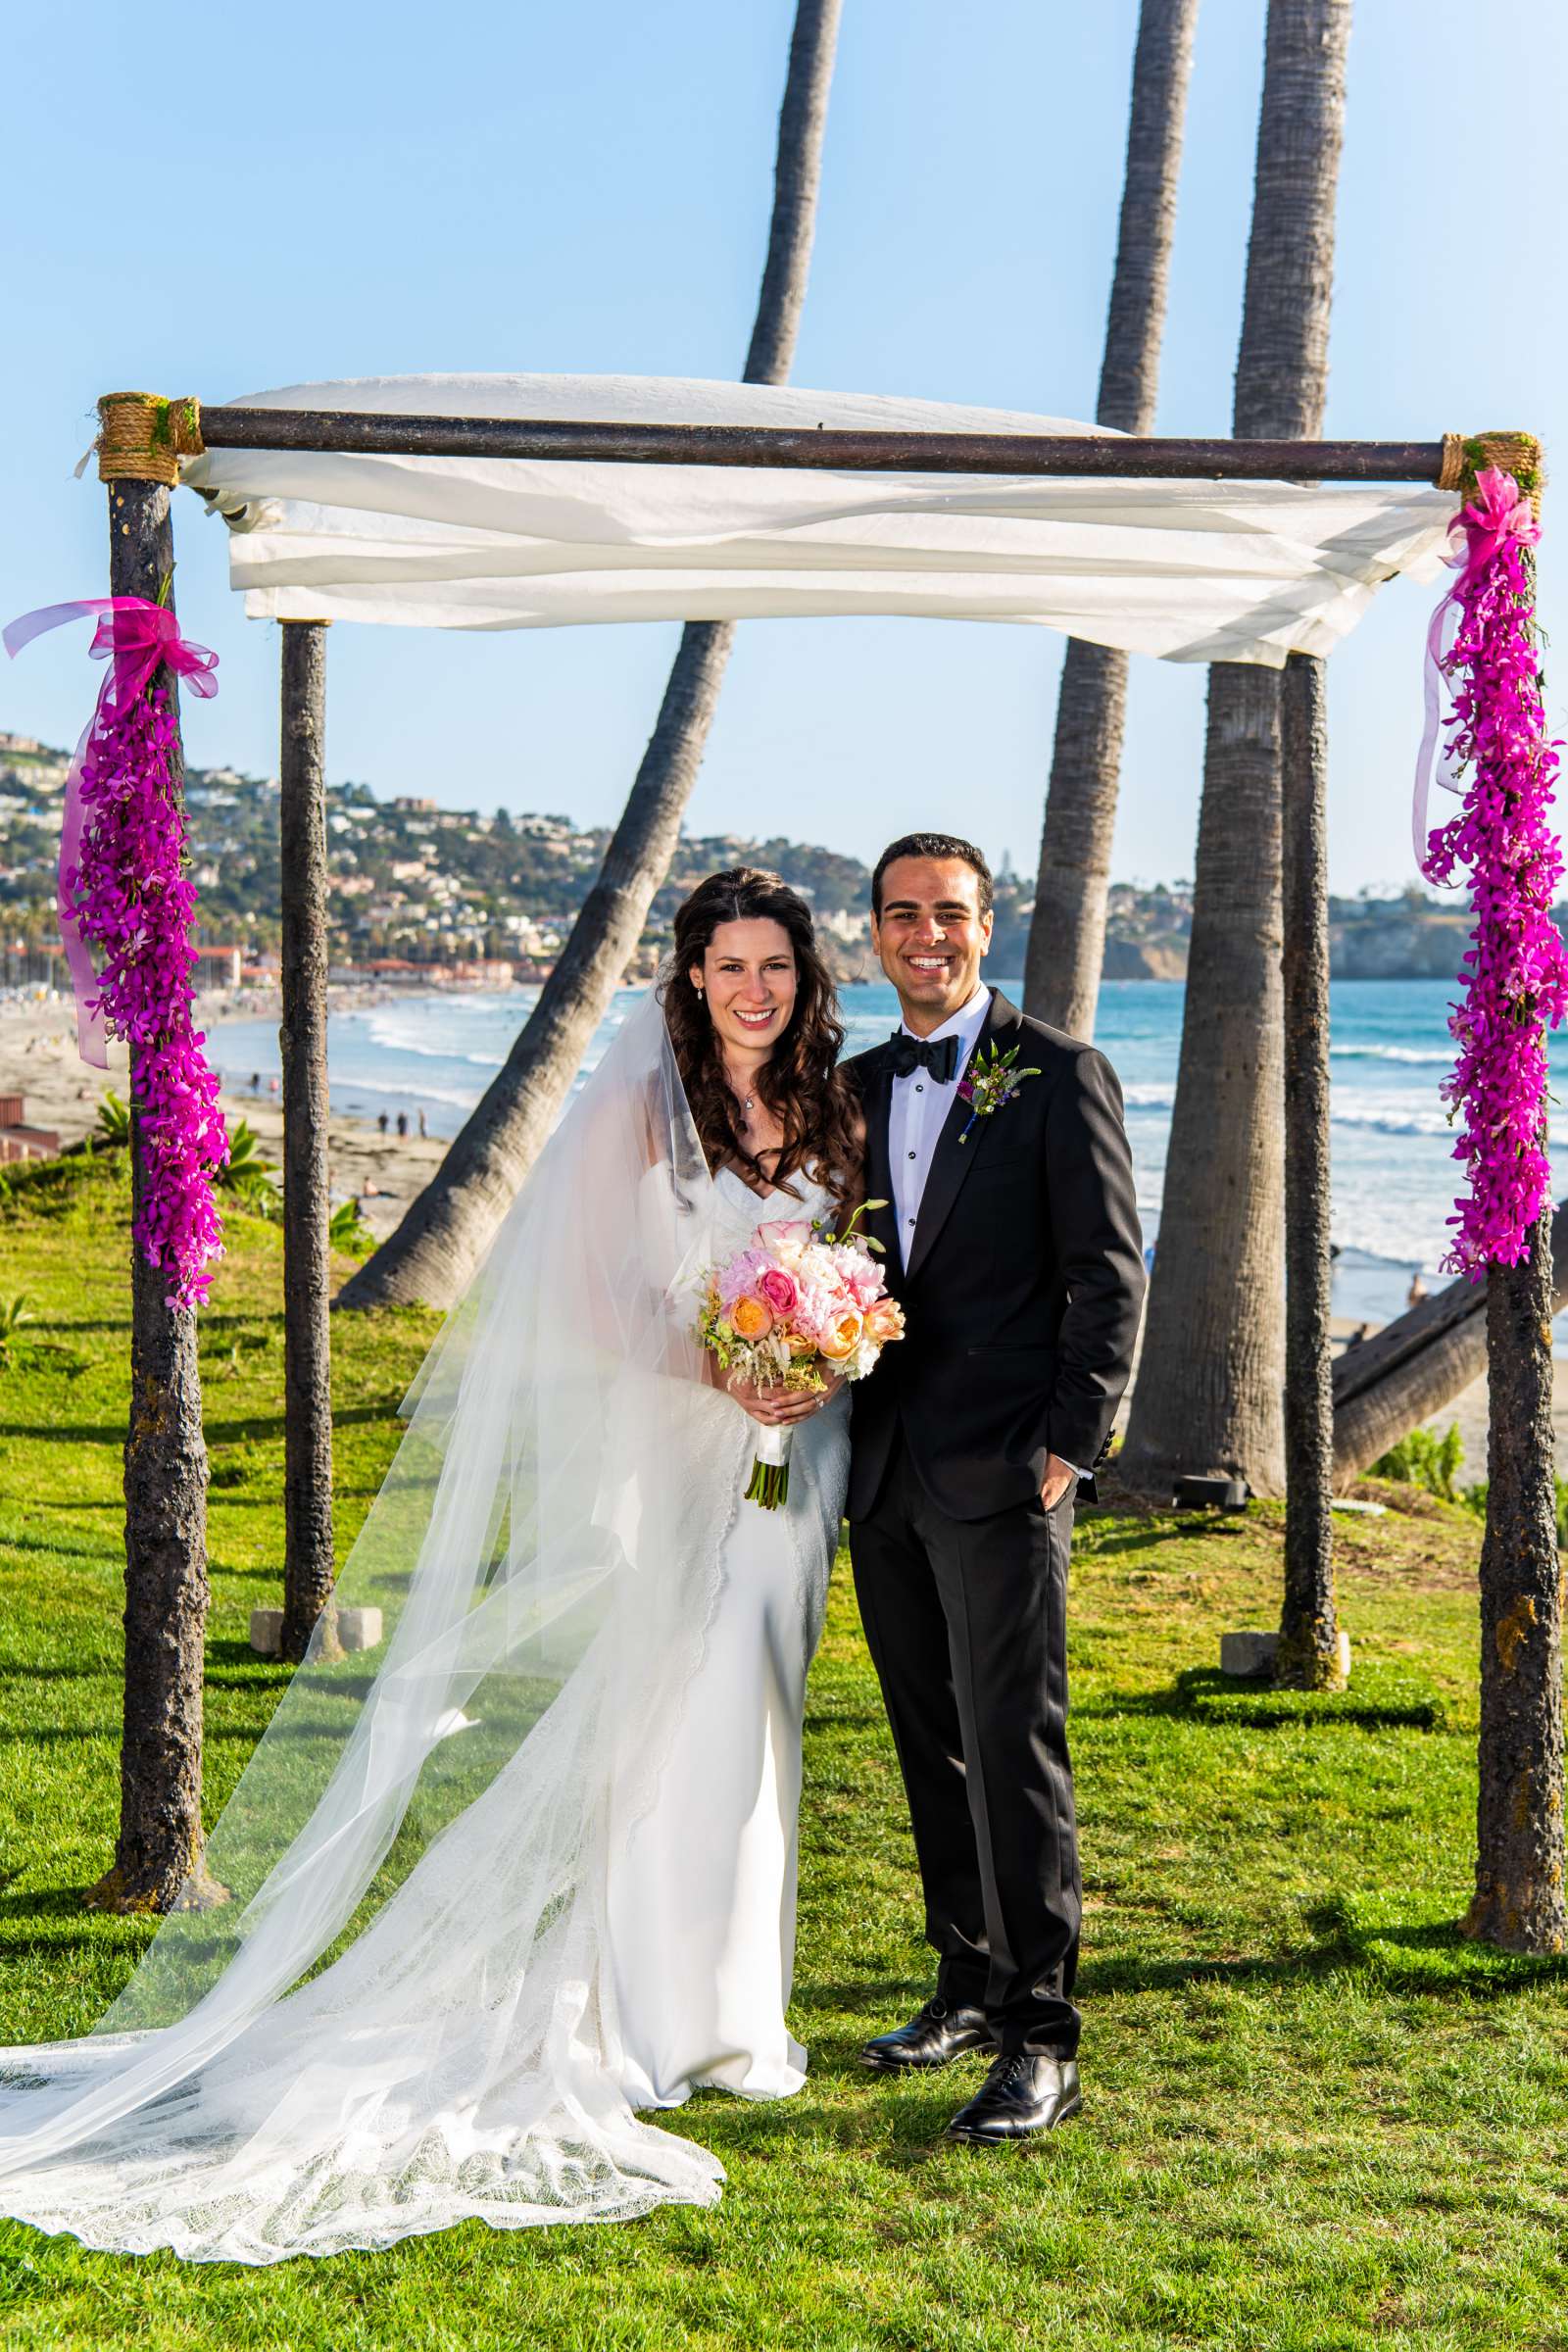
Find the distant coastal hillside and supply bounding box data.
[0,730,1502,987]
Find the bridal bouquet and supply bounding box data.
[697,1205,905,1508]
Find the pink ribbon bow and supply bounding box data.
[3,597,219,1065]
[1413,466,1540,875]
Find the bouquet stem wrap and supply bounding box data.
[745,1422,793,1511]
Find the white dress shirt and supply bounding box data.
[888,983,992,1257]
[887,983,1083,1485]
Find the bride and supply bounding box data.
[0,866,865,2263]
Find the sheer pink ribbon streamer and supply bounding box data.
[2,598,219,1066]
[1414,467,1540,878]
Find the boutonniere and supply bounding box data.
[956,1041,1041,1142]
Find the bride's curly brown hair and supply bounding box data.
[666,867,863,1216]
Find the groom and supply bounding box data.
[846,833,1145,2143]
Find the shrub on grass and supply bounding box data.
[217,1119,282,1221]
[94,1090,131,1148]
[329,1200,375,1258]
[1370,1422,1464,1501]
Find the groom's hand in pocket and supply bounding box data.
[1040,1454,1078,1511]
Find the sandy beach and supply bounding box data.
[0,994,444,1243]
[0,989,1544,1479]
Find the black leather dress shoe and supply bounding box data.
[859,1995,998,2072]
[945,2051,1082,2141]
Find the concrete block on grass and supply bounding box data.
[249,1605,382,1656]
[249,1607,283,1658]
[1220,1628,1352,1680]
[1220,1630,1278,1679]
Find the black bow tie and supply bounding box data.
[888,1030,961,1084]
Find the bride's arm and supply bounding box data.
[619,1108,799,1427]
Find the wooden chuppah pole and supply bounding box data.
[196,411,1447,481]
[90,395,221,1913]
[278,620,339,1663]
[1468,1200,1567,1948]
[1276,650,1341,1687]
[1450,443,1567,1953]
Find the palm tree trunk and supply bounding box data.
[1023,0,1197,1040]
[1120,0,1351,1497]
[1121,665,1289,1494]
[339,0,842,1313]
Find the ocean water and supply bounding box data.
[212,975,1566,1333]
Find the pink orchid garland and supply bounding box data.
[68,678,230,1307]
[1421,466,1568,1278]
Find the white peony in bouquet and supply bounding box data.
[696,1204,906,1507]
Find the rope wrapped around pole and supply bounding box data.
[97,394,205,487]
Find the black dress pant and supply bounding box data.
[850,1425,1081,2058]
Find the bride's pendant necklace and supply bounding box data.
[727,1067,764,1152]
[726,1065,758,1129]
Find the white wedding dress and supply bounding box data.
[610,1165,848,2109]
[0,983,849,2261]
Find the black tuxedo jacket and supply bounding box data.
[846,988,1146,1524]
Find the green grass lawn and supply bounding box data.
[2,1151,1567,2350]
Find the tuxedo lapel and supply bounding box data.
[904,988,1020,1285]
[858,1046,902,1283]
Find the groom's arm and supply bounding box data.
[1041,1045,1147,1475]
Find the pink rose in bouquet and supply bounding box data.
[757,1265,800,1319]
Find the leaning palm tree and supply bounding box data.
[340,0,842,1312]
[1023,0,1199,1041]
[1120,0,1352,1498]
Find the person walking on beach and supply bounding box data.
[396,1111,409,1140]
[377,1111,389,1137]
[417,1108,428,1140]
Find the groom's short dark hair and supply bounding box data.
[871,832,994,918]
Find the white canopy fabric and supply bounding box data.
[183,375,1455,667]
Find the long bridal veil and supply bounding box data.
[0,977,746,2261]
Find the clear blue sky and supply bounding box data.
[8,0,1566,893]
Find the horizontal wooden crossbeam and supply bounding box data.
[195,408,1448,483]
